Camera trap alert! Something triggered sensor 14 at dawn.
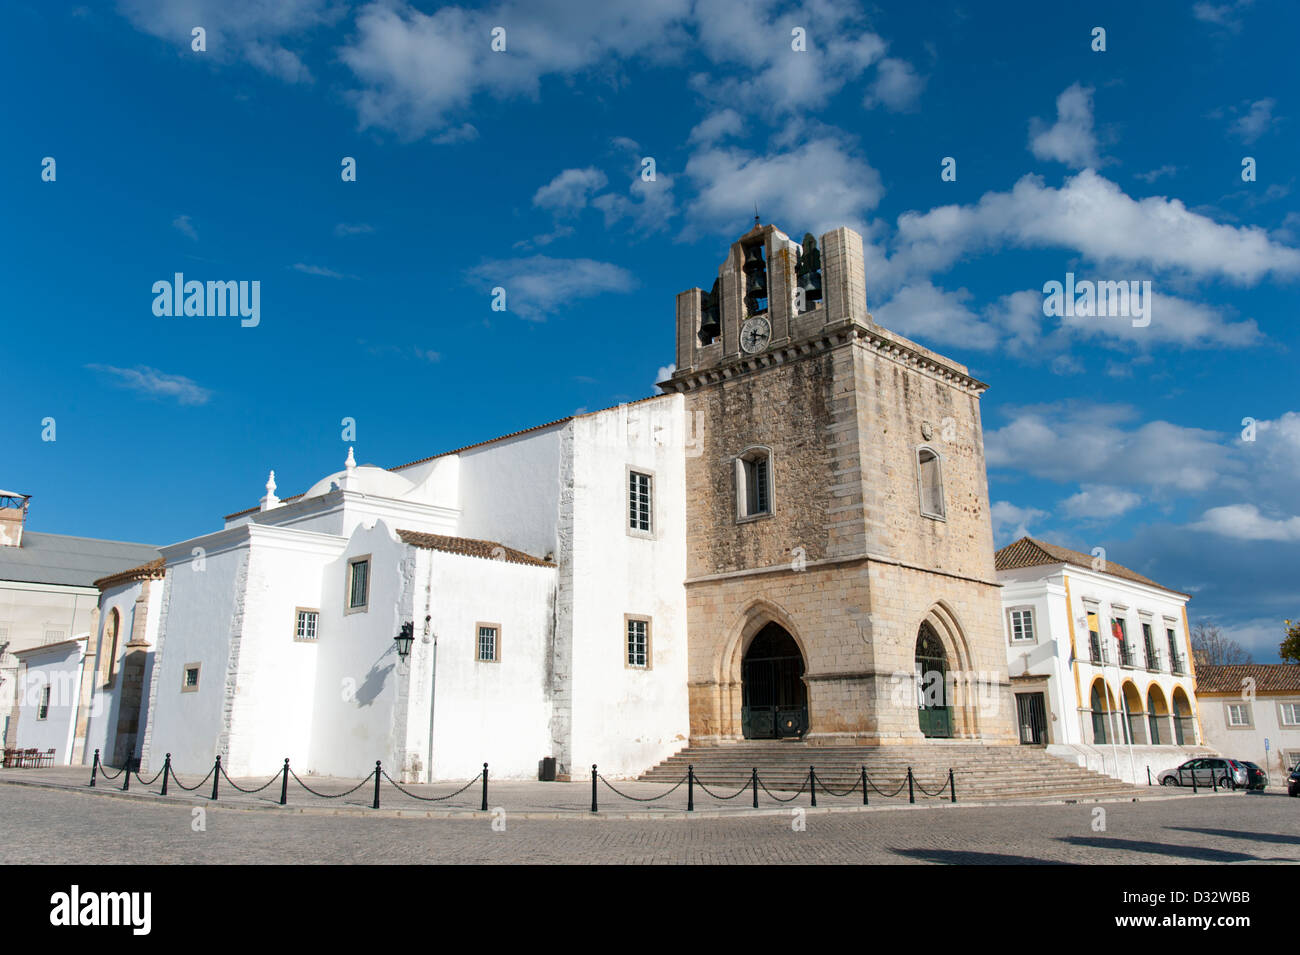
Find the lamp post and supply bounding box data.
[394,622,415,662]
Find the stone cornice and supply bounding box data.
[685,549,1001,588]
[663,318,988,397]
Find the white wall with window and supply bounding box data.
[998,547,1207,784]
[11,638,86,764]
[1197,667,1300,784]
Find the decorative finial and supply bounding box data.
[345,446,356,470]
[260,469,280,511]
[754,203,760,228]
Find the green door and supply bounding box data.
[916,624,953,738]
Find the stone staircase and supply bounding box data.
[638,740,1159,801]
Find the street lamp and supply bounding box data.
[395,621,415,661]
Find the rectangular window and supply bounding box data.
[1166,628,1183,673]
[477,624,499,663]
[1008,608,1035,643]
[37,685,50,720]
[1226,703,1250,727]
[295,609,319,641]
[182,663,201,692]
[737,450,773,520]
[629,471,653,533]
[1141,622,1158,670]
[347,556,370,613]
[626,616,651,669]
[1280,703,1300,726]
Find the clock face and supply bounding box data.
[740,316,772,354]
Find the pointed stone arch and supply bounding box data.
[914,602,981,739]
[712,597,810,740]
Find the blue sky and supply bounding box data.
[3,1,1296,660]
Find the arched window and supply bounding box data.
[736,447,773,520]
[99,608,120,688]
[916,447,945,519]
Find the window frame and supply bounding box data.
[346,554,371,615]
[1224,701,1252,728]
[475,622,501,663]
[626,467,655,538]
[1277,701,1300,727]
[294,607,320,642]
[624,614,652,670]
[915,445,946,521]
[181,663,201,693]
[1007,606,1037,644]
[99,607,120,689]
[37,684,51,721]
[735,446,774,523]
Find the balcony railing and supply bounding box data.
[1118,643,1137,668]
[1170,654,1186,676]
[1145,645,1161,672]
[1089,635,1104,665]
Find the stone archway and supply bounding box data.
[1171,687,1195,745]
[1146,685,1170,745]
[1121,680,1146,744]
[740,623,808,738]
[913,603,982,740]
[1089,678,1118,745]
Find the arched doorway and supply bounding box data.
[1121,681,1146,744]
[1090,680,1114,744]
[1147,686,1169,745]
[915,623,953,738]
[1171,688,1194,745]
[741,623,807,738]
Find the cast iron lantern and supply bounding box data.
[395,621,415,661]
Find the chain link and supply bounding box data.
[690,775,752,800]
[288,768,375,799]
[167,766,217,792]
[381,770,483,802]
[598,774,688,801]
[757,774,810,803]
[809,771,860,798]
[219,765,283,794]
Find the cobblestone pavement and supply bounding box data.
[0,777,1295,864]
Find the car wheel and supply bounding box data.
[1218,775,1234,789]
[1161,777,1176,786]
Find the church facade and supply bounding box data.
[68,222,1016,783]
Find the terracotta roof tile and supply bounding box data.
[994,536,1188,597]
[1195,663,1300,694]
[396,530,553,568]
[93,557,166,592]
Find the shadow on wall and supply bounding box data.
[355,657,395,707]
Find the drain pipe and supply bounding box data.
[422,553,438,784]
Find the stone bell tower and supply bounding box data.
[659,222,1016,747]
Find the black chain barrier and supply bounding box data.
[597,773,689,802]
[809,771,860,798]
[757,773,811,803]
[219,764,283,795]
[166,765,217,793]
[288,767,376,799]
[381,769,483,802]
[690,775,752,800]
[864,773,910,798]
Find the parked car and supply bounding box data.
[1288,765,1299,797]
[1236,761,1269,791]
[1158,757,1248,788]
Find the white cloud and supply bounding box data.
[172,214,198,241]
[1134,165,1178,183]
[863,57,925,112]
[1230,98,1278,143]
[887,170,1300,286]
[291,263,350,279]
[1193,0,1254,31]
[688,109,744,146]
[991,501,1047,542]
[655,363,676,391]
[117,0,333,83]
[1062,485,1143,520]
[684,136,882,238]
[333,223,374,237]
[1192,504,1300,541]
[86,364,212,405]
[431,123,479,145]
[871,282,999,351]
[986,403,1232,494]
[1028,83,1103,169]
[533,168,609,215]
[466,255,637,321]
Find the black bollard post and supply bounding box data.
[1212,771,1218,793]
[211,755,221,801]
[1147,765,1152,786]
[809,766,816,808]
[907,767,915,804]
[481,763,489,812]
[373,761,382,809]
[862,767,868,806]
[121,756,132,792]
[591,764,598,813]
[161,754,171,796]
[687,764,694,812]
[1191,768,1198,793]
[949,768,956,804]
[280,758,289,806]
[90,749,99,787]
[752,767,758,809]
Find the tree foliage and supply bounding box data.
[1190,622,1252,666]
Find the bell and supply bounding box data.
[742,243,765,273]
[745,270,767,295]
[797,269,821,301]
